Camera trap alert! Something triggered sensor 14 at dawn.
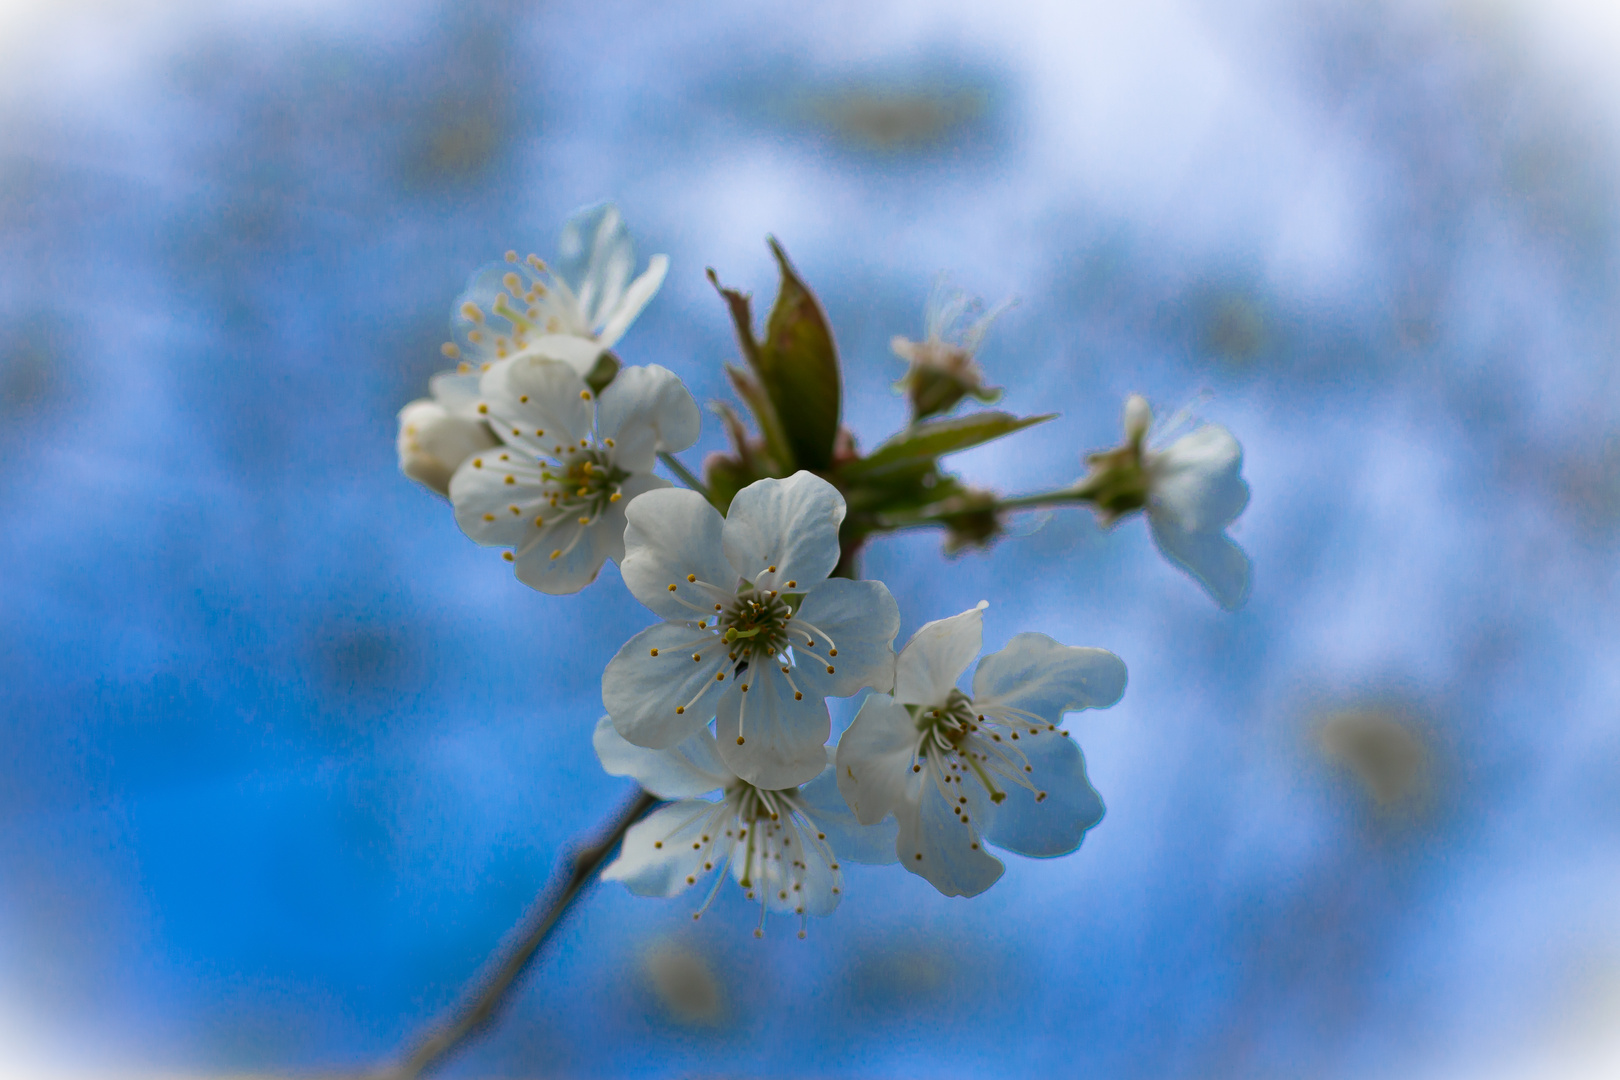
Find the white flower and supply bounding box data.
[594,716,897,936]
[397,370,499,496]
[447,357,699,594]
[442,203,669,377]
[835,603,1126,898]
[890,275,1011,418]
[603,472,901,790]
[1076,395,1253,610]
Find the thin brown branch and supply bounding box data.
[367,787,661,1080]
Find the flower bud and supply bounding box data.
[396,398,498,497]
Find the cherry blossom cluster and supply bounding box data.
[397,204,1255,934]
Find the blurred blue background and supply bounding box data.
[4,0,1620,1076]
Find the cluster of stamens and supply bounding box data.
[648,565,839,744]
[651,783,843,938]
[909,690,1064,857]
[442,250,587,365]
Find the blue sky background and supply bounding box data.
[4,0,1620,1076]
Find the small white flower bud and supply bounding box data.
[1123,394,1153,445]
[397,398,498,497]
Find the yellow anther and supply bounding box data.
[668,584,678,592]
[736,736,745,745]
[527,254,546,271]
[675,705,685,714]
[480,362,491,371]
[467,330,482,343]
[550,549,562,559]
[504,475,515,485]
[535,429,544,437]
[715,672,725,682]
[457,361,471,374]
[477,403,488,414]
[687,574,696,583]
[650,648,659,656]
[534,516,544,526]
[472,458,483,468]
[609,492,621,502]
[577,516,589,525]
[440,342,460,359]
[829,648,838,657]
[503,272,522,294]
[519,395,528,403]
[794,691,803,701]
[826,665,835,674]
[505,250,518,262]
[509,505,520,515]
[692,654,701,662]
[502,552,514,562]
[653,840,662,848]
[604,437,615,447]
[511,428,520,436]
[460,302,484,323]
[483,513,494,522]
[786,580,796,588]
[579,389,592,401]
[577,486,589,496]
[740,683,749,693]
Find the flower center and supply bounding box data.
[716,587,794,661]
[538,447,628,520]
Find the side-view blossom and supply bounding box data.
[397,370,499,497]
[448,357,699,594]
[443,203,670,377]
[836,602,1126,898]
[595,717,897,936]
[891,275,1012,420]
[1075,394,1253,610]
[603,472,901,790]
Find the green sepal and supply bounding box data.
[840,411,1057,483]
[583,350,620,397]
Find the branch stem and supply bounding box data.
[657,451,711,500]
[376,788,661,1080]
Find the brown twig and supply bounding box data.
[370,787,661,1080]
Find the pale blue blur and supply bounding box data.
[3,1,1619,1076]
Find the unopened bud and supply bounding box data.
[397,398,499,497]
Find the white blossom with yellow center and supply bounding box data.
[835,603,1126,898]
[603,472,900,790]
[441,202,669,377]
[594,717,897,937]
[448,357,698,595]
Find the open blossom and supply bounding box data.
[836,603,1126,898]
[603,472,900,790]
[890,275,1012,419]
[595,717,897,936]
[397,370,498,496]
[1075,395,1253,610]
[448,357,699,594]
[443,203,669,377]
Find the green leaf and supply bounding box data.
[757,239,842,470]
[840,411,1057,483]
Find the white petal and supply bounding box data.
[1123,394,1153,443]
[448,445,549,547]
[398,399,497,496]
[971,632,1128,720]
[621,488,735,621]
[515,333,605,377]
[510,511,618,595]
[592,715,733,798]
[597,363,700,470]
[602,800,720,898]
[556,203,634,331]
[428,370,483,416]
[893,602,987,707]
[834,694,917,826]
[981,728,1105,858]
[1147,423,1249,533]
[787,578,900,700]
[603,624,728,749]
[720,472,844,588]
[795,767,898,865]
[481,354,591,454]
[714,665,830,790]
[597,254,669,349]
[896,779,1004,898]
[1148,513,1253,610]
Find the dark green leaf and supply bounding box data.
[840,411,1057,483]
[757,239,841,470]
